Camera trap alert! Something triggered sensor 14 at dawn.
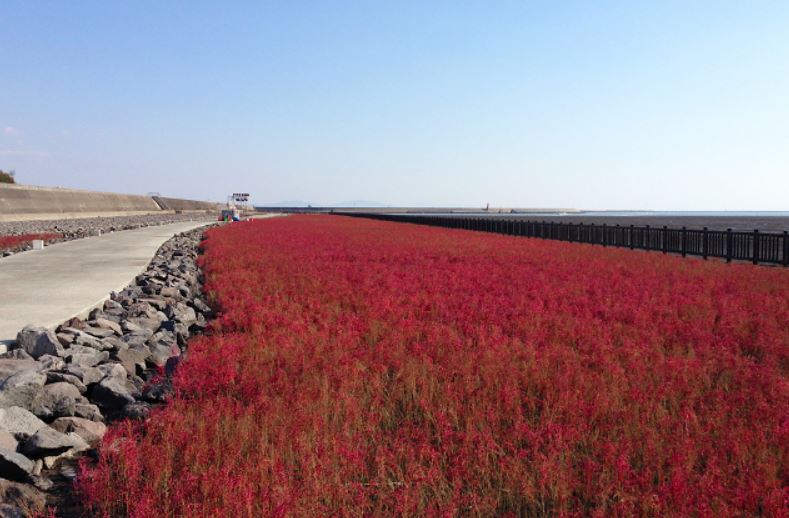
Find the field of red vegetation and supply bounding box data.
[0,233,61,251]
[79,216,788,517]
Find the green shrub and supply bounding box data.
[0,170,16,184]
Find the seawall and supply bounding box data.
[152,196,222,212]
[0,184,217,222]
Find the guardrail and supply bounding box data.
[342,213,789,266]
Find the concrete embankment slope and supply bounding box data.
[152,196,221,212]
[0,220,210,345]
[0,184,220,222]
[0,183,162,221]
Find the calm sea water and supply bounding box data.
[399,211,789,217]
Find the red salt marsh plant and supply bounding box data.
[78,216,789,517]
[0,233,61,251]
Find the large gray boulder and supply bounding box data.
[126,302,158,319]
[21,427,88,458]
[50,417,106,444]
[81,326,115,339]
[192,297,212,315]
[166,302,197,326]
[0,370,47,414]
[101,336,128,352]
[90,377,135,410]
[120,333,150,349]
[0,448,34,482]
[0,430,17,451]
[45,371,87,394]
[64,365,104,386]
[73,403,103,422]
[0,407,47,438]
[0,360,39,379]
[66,345,109,368]
[147,330,178,367]
[14,326,64,359]
[29,382,87,420]
[36,354,65,372]
[73,333,111,351]
[160,286,180,299]
[0,350,33,361]
[114,347,149,376]
[56,332,76,348]
[96,363,127,380]
[138,297,167,311]
[124,317,161,333]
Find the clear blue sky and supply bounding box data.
[1,1,788,209]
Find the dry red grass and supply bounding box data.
[78,216,789,517]
[0,233,61,251]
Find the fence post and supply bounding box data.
[662,226,668,254]
[602,224,607,246]
[753,230,759,265]
[569,223,574,242]
[629,225,634,249]
[784,231,789,267]
[726,229,733,263]
[681,226,687,257]
[702,227,708,259]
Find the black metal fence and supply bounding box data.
[342,213,789,266]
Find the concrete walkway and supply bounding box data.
[0,221,210,345]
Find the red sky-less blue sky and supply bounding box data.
[1,1,788,209]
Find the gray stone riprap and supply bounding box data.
[0,225,214,514]
[0,477,47,516]
[0,212,212,255]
